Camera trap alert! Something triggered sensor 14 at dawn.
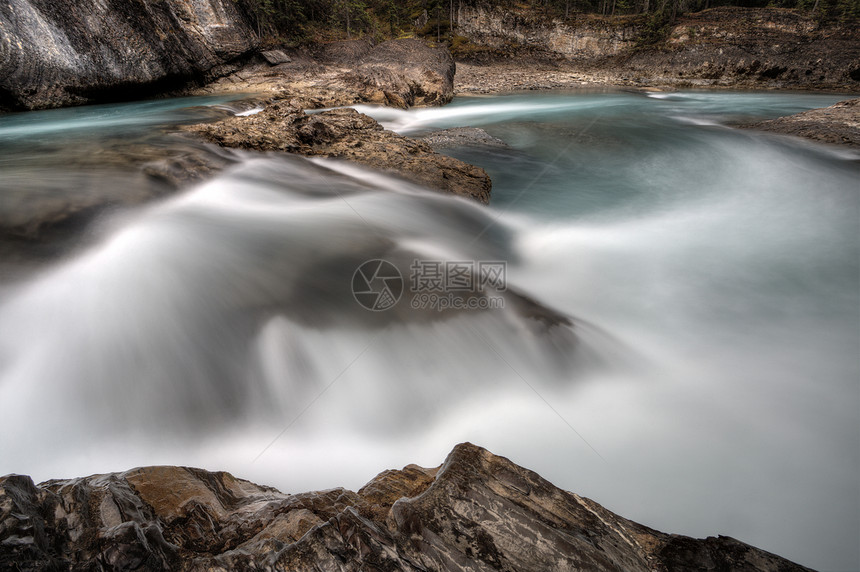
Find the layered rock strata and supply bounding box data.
[0,443,814,571]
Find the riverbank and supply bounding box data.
[3,1,857,114]
[452,6,859,93]
[742,97,860,148]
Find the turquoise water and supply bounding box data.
[1,91,858,570]
[360,90,855,218]
[0,95,245,141]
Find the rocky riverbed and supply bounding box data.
[0,443,814,571]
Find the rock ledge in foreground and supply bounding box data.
[0,442,813,571]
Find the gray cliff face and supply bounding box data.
[0,0,258,110]
[0,443,814,571]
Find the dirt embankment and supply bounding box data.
[452,6,860,94]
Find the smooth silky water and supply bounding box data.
[0,91,857,570]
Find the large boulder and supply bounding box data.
[196,38,456,109]
[350,38,456,107]
[0,0,259,111]
[0,443,813,571]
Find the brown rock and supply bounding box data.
[260,50,292,66]
[186,103,492,203]
[351,39,456,108]
[0,443,814,571]
[196,38,456,110]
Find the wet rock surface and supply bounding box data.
[186,103,492,203]
[742,98,860,148]
[0,0,258,111]
[0,443,813,571]
[0,132,240,278]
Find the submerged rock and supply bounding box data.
[420,127,511,150]
[0,134,239,275]
[0,443,812,571]
[742,98,860,148]
[186,103,492,203]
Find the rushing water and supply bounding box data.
[0,90,858,571]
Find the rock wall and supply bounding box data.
[454,4,860,90]
[620,7,860,89]
[0,443,813,571]
[456,4,639,58]
[0,0,259,110]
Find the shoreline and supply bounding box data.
[454,62,860,96]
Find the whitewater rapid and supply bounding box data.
[0,90,857,570]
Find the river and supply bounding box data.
[0,90,857,571]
